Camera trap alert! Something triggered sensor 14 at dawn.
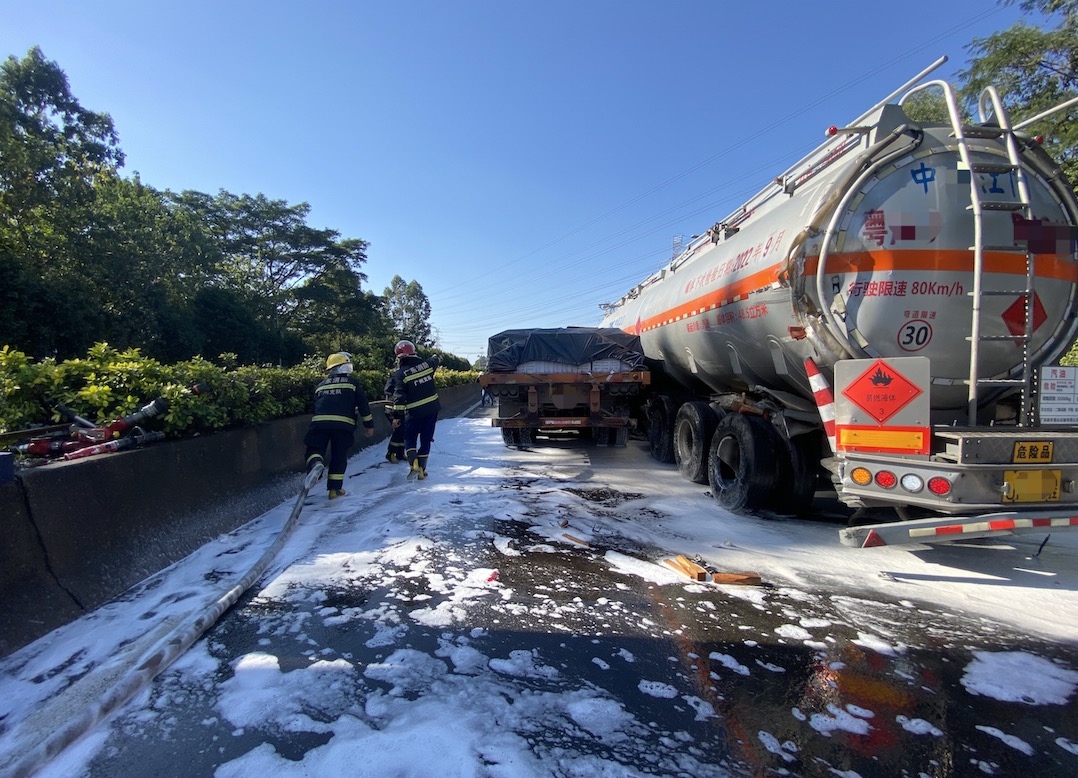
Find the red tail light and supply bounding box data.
[928,477,952,496]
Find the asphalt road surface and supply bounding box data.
[16,410,1078,778]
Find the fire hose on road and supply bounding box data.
[1,464,324,778]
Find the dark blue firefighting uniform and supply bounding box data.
[383,376,406,463]
[304,374,374,493]
[388,354,442,475]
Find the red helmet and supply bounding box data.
[394,340,416,357]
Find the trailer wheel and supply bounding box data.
[674,401,718,484]
[501,428,517,447]
[774,432,820,516]
[647,396,677,463]
[708,413,781,513]
[613,427,628,447]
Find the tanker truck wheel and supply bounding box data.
[674,401,718,484]
[501,427,534,449]
[647,396,677,464]
[708,413,782,514]
[774,432,821,516]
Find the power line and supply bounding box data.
[430,5,1012,353]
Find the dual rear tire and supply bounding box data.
[652,394,780,511]
[501,427,534,448]
[647,396,678,463]
[674,401,718,484]
[647,394,822,516]
[707,413,782,513]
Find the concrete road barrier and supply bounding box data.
[0,383,480,659]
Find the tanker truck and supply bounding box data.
[597,57,1078,547]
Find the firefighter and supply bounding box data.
[383,374,406,464]
[387,340,441,481]
[304,352,375,498]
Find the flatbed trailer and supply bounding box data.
[479,328,651,447]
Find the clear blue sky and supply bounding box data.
[3,1,1029,361]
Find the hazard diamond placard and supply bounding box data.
[841,359,923,424]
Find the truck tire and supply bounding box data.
[501,428,517,447]
[674,401,718,484]
[708,413,782,514]
[595,427,629,447]
[774,432,820,516]
[647,396,677,464]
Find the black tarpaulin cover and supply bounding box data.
[485,327,645,372]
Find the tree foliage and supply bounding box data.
[959,0,1078,182]
[0,47,127,358]
[383,275,434,348]
[0,46,123,236]
[0,47,469,369]
[0,342,479,435]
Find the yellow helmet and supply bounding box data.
[325,352,352,371]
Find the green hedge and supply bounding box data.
[0,343,478,437]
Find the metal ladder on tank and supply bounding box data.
[952,86,1035,427]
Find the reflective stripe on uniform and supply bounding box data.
[404,367,434,383]
[316,383,355,394]
[312,414,357,425]
[402,394,438,411]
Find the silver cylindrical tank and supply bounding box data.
[600,105,1078,413]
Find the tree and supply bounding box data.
[0,47,124,246]
[292,264,398,367]
[81,174,222,359]
[959,0,1078,183]
[170,189,373,363]
[0,49,393,365]
[383,276,434,347]
[0,47,126,357]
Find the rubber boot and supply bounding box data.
[304,460,325,490]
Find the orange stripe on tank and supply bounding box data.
[632,249,1076,333]
[803,249,1078,279]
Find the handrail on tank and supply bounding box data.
[603,57,951,314]
[706,56,951,242]
[1011,94,1078,130]
[813,123,920,359]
